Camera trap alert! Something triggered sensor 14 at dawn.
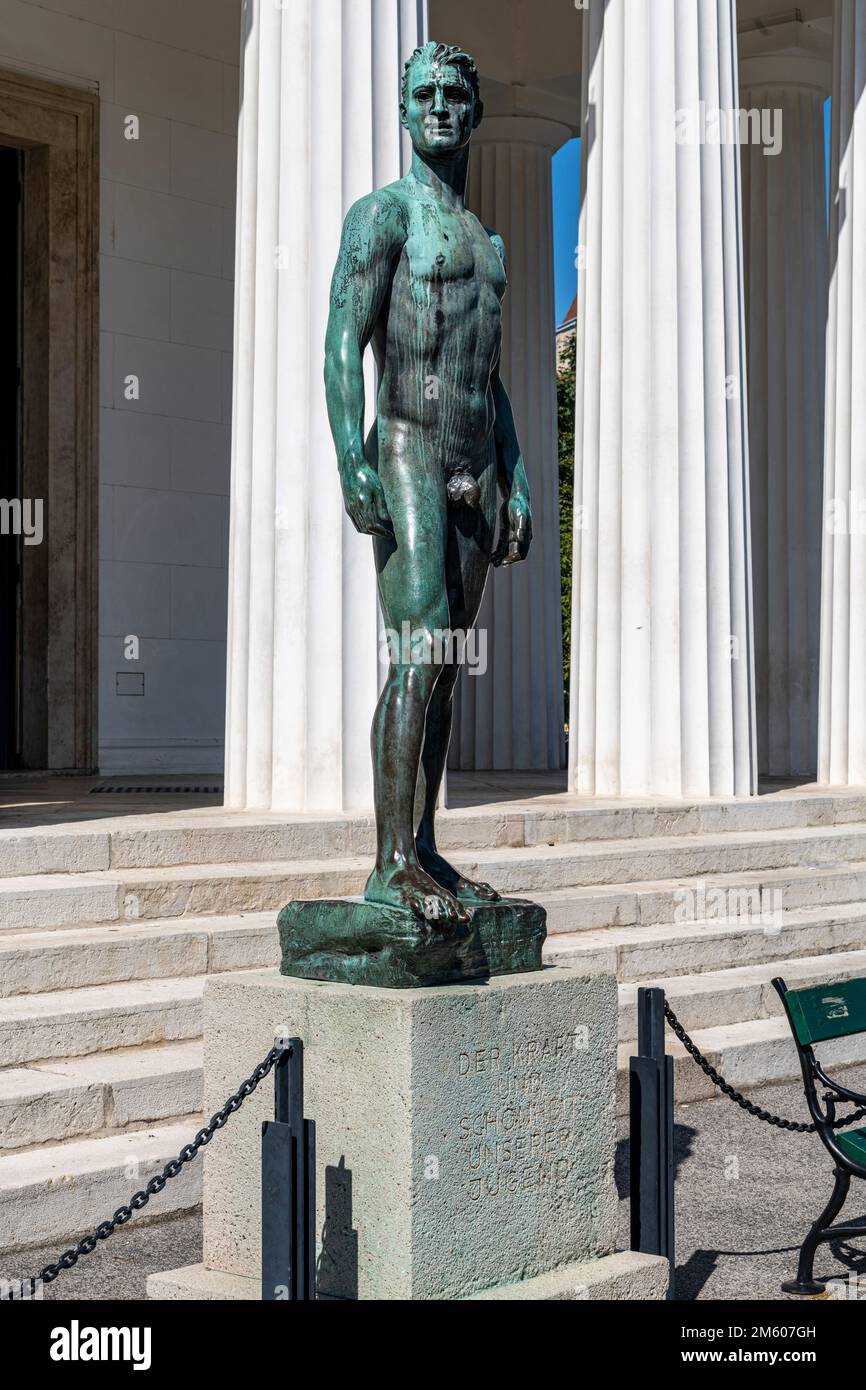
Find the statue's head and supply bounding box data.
[400,41,483,157]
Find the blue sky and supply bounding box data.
[552,99,833,329]
[825,94,831,213]
[552,137,581,326]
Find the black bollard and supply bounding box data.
[629,987,675,1298]
[261,1036,316,1300]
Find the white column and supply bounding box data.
[450,117,567,771]
[569,0,756,799]
[740,54,830,779]
[224,0,427,812]
[819,0,866,786]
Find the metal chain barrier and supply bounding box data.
[23,1004,866,1292]
[31,1041,290,1289]
[664,1001,866,1134]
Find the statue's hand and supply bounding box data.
[339,450,393,539]
[491,491,532,567]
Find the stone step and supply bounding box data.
[4,941,858,1128]
[3,788,866,878]
[0,976,204,1067]
[544,902,866,980]
[0,914,278,997]
[0,883,863,1001]
[0,860,370,929]
[616,1016,866,1112]
[461,826,866,894]
[0,1041,202,1151]
[538,861,866,933]
[1,947,837,1075]
[615,948,866,1041]
[0,1121,202,1254]
[0,865,864,992]
[8,823,866,930]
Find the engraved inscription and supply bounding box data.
[457,1032,586,1201]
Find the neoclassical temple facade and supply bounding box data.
[224,0,576,811]
[225,0,855,811]
[0,0,861,809]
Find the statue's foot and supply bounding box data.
[364,861,470,926]
[416,841,501,905]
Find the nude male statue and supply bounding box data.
[324,40,532,928]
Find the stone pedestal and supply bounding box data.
[148,964,667,1301]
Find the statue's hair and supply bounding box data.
[401,40,480,104]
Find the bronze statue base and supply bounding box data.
[277,896,546,988]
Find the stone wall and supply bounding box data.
[0,0,241,773]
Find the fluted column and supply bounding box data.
[450,117,567,771]
[819,0,866,785]
[741,53,830,779]
[569,0,756,798]
[225,0,427,811]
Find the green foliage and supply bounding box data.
[557,333,576,707]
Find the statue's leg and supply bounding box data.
[415,444,501,903]
[365,442,469,926]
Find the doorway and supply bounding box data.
[0,70,98,772]
[0,146,22,767]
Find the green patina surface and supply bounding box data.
[298,39,547,985]
[323,41,533,934]
[278,897,546,989]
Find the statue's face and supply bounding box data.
[401,59,482,156]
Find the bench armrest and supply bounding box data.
[813,1060,866,1108]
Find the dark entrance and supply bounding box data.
[0,145,22,768]
[0,71,99,773]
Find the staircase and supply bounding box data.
[3,787,866,1253]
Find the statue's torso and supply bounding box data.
[373,179,507,471]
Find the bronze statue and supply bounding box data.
[324,40,532,928]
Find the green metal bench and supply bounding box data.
[773,975,866,1295]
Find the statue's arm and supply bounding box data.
[491,370,530,506]
[324,192,406,537]
[490,369,532,567]
[486,228,531,566]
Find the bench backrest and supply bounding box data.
[785,977,866,1046]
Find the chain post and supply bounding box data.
[24,1039,287,1291]
[261,1035,316,1301]
[630,987,675,1298]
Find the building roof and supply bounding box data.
[557,294,577,334]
